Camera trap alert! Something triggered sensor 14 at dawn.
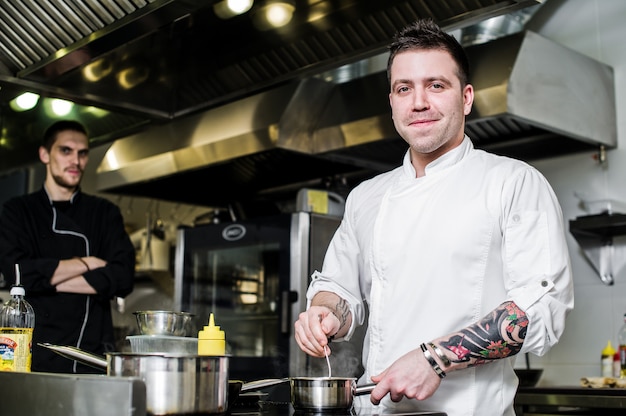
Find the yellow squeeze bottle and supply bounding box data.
[602,340,616,377]
[198,313,225,355]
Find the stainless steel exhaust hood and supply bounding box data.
[97,30,616,209]
[465,30,616,158]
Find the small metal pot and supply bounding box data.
[231,377,373,411]
[290,377,373,410]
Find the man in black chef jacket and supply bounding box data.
[0,120,135,373]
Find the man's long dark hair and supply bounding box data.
[387,18,470,87]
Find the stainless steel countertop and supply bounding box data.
[0,371,146,416]
[515,386,626,415]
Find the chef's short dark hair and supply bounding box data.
[42,120,88,151]
[387,18,470,88]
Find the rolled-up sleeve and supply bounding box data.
[306,192,367,341]
[503,168,574,356]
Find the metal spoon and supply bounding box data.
[318,314,332,378]
[324,345,332,378]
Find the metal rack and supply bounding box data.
[569,213,626,285]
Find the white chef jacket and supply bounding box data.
[307,136,574,416]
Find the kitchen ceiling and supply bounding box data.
[0,0,542,174]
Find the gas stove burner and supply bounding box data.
[293,409,356,416]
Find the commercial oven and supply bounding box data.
[174,212,346,380]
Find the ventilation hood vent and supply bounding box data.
[464,30,616,159]
[97,30,617,210]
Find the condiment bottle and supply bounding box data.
[602,340,616,377]
[0,266,35,372]
[619,313,626,378]
[198,313,225,355]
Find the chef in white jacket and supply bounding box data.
[294,18,574,416]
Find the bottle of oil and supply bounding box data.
[0,269,35,372]
[619,313,626,378]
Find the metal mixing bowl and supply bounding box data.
[133,310,194,336]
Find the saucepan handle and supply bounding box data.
[38,343,108,370]
[240,378,290,392]
[354,383,376,396]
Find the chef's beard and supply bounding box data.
[51,171,82,190]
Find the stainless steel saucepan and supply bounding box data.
[39,343,228,415]
[232,376,374,411]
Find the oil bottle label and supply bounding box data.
[620,345,626,378]
[0,328,33,372]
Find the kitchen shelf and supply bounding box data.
[569,213,626,285]
[569,213,626,240]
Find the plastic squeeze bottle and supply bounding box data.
[0,265,35,372]
[198,313,225,355]
[602,340,616,377]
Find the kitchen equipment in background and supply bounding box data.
[296,188,345,217]
[129,227,170,271]
[515,353,543,387]
[133,310,194,336]
[569,194,626,285]
[174,212,363,380]
[515,386,626,415]
[126,335,198,354]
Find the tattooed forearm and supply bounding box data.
[439,301,528,367]
[333,298,350,332]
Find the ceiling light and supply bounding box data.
[117,66,149,90]
[50,99,74,116]
[214,0,254,19]
[83,106,109,118]
[253,0,294,29]
[9,92,39,111]
[264,1,294,27]
[83,58,113,82]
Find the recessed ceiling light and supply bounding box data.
[214,0,254,19]
[9,92,40,111]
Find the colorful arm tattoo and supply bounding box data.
[439,301,528,367]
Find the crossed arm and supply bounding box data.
[50,256,107,294]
